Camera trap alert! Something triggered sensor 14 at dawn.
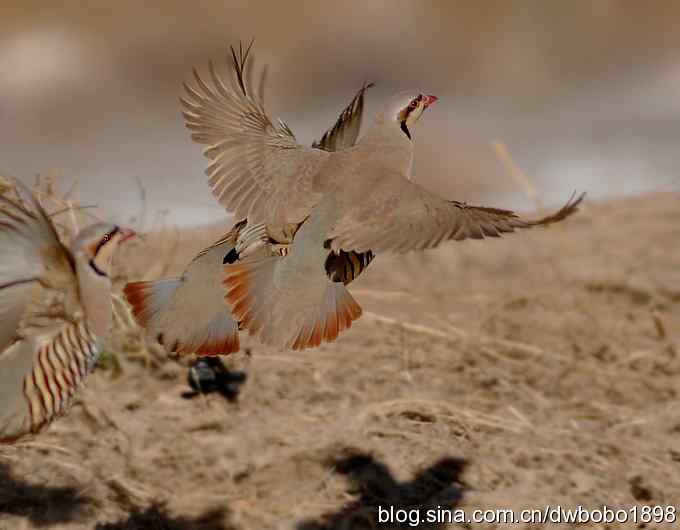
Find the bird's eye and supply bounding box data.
[102,234,111,243]
[409,99,418,109]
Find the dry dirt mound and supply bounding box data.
[1,192,679,530]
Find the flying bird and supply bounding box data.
[0,179,134,443]
[124,62,374,356]
[134,42,584,354]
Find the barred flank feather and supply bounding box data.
[23,321,98,435]
[324,250,375,284]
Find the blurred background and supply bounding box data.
[1,0,679,227]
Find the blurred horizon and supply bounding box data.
[1,1,679,227]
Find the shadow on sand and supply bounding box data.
[0,461,92,527]
[296,450,467,530]
[95,502,235,530]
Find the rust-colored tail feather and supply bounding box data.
[124,280,240,357]
[123,281,155,328]
[223,258,362,351]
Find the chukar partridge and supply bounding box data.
[176,42,584,351]
[123,48,373,356]
[0,179,134,443]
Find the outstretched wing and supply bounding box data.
[313,83,373,152]
[327,174,585,254]
[181,41,329,226]
[0,179,73,352]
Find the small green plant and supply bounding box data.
[97,350,124,379]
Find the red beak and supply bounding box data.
[423,95,438,108]
[119,228,137,243]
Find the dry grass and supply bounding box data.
[1,174,679,529]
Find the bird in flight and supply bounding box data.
[0,179,134,443]
[127,41,584,354]
[124,52,375,356]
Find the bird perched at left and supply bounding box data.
[0,179,135,443]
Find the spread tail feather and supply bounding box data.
[124,279,177,329]
[289,283,362,350]
[124,279,239,356]
[223,256,362,350]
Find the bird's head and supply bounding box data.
[384,91,438,140]
[72,223,136,279]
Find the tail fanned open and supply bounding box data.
[124,278,239,356]
[223,255,362,351]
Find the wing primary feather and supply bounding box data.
[312,82,374,152]
[230,39,255,97]
[208,60,231,99]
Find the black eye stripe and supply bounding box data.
[94,226,120,256]
[404,95,422,116]
[399,95,422,140]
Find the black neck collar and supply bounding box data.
[89,258,108,277]
[400,121,411,140]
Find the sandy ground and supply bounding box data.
[1,192,679,530]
